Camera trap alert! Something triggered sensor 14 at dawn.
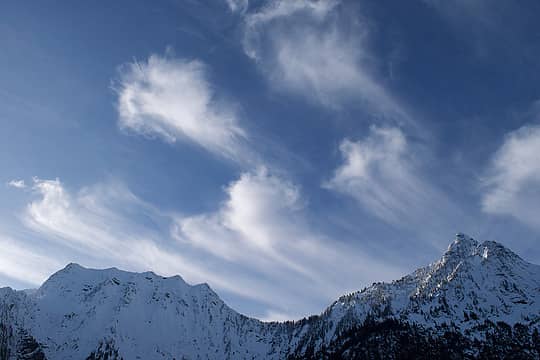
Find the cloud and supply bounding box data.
[172,168,311,274]
[243,0,338,30]
[115,54,250,162]
[226,0,249,14]
[482,124,540,229]
[0,235,62,285]
[22,178,234,288]
[26,178,148,256]
[325,126,459,232]
[7,179,26,189]
[240,0,404,114]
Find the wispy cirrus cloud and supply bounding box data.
[7,179,26,189]
[173,168,324,278]
[482,123,540,229]
[243,0,337,33]
[115,54,252,163]
[226,0,249,14]
[324,126,461,235]
[239,0,405,115]
[22,178,239,291]
[173,168,304,258]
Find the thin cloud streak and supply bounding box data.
[7,179,26,189]
[226,0,249,14]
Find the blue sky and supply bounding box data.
[1,0,540,320]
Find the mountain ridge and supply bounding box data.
[1,233,539,359]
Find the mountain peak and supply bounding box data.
[62,262,85,272]
[442,232,478,260]
[452,232,477,247]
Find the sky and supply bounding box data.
[1,0,540,321]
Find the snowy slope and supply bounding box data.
[1,233,539,359]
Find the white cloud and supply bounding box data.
[26,178,144,256]
[270,29,393,109]
[226,0,249,14]
[173,168,309,273]
[7,179,26,189]
[482,124,540,229]
[115,54,249,161]
[240,0,404,113]
[243,0,338,31]
[23,178,234,289]
[325,126,458,230]
[0,235,62,285]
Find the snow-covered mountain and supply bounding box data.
[0,264,291,359]
[289,233,540,358]
[1,233,539,359]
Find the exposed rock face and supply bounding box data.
[1,234,539,359]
